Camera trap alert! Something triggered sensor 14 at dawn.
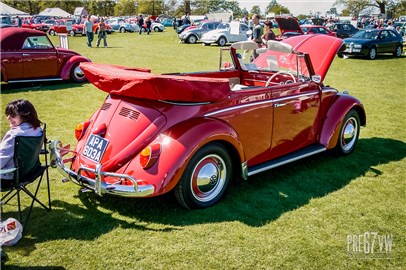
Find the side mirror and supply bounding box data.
[311,75,321,84]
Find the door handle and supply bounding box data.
[274,103,286,108]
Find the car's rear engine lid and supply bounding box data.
[275,16,303,35]
[83,98,167,172]
[80,62,231,103]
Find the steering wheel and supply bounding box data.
[265,71,297,87]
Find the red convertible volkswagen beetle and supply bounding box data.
[0,27,90,83]
[50,34,366,209]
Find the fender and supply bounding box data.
[319,93,366,149]
[122,117,246,196]
[60,56,91,80]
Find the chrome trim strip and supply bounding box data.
[159,100,211,106]
[49,140,154,197]
[247,147,326,176]
[8,78,63,83]
[205,91,319,117]
[241,161,248,180]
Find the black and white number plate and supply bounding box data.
[82,134,109,163]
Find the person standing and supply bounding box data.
[138,15,144,34]
[145,16,152,34]
[250,14,263,60]
[96,18,108,48]
[84,15,94,47]
[262,20,276,43]
[16,16,22,27]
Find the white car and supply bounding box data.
[201,22,250,46]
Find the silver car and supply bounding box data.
[201,22,250,46]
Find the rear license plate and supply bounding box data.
[82,134,109,163]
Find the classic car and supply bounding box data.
[201,22,250,46]
[178,20,221,44]
[0,27,90,83]
[48,19,85,36]
[330,23,358,39]
[21,19,49,32]
[275,16,303,40]
[50,35,366,209]
[339,29,403,59]
[300,25,336,37]
[106,18,137,33]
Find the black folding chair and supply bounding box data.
[1,123,51,230]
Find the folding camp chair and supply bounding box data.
[1,123,51,230]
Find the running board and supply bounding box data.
[247,144,326,176]
[8,78,63,83]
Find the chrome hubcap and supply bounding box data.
[74,66,85,79]
[341,117,358,151]
[191,154,226,202]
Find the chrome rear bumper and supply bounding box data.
[49,140,154,197]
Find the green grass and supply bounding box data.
[1,29,405,269]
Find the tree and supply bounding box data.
[250,5,261,17]
[114,0,138,16]
[265,0,290,15]
[334,0,400,17]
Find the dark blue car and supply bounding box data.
[340,29,403,59]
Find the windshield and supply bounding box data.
[351,30,378,39]
[220,46,311,84]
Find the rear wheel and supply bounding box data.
[217,37,227,46]
[49,29,56,36]
[368,47,377,60]
[154,26,160,32]
[70,63,87,83]
[174,143,232,209]
[393,45,402,57]
[334,109,360,155]
[120,27,126,33]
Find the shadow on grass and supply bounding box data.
[1,81,87,92]
[3,137,405,251]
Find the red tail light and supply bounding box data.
[75,121,90,140]
[140,143,161,169]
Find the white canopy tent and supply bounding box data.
[0,2,29,16]
[38,8,72,18]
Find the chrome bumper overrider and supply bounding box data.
[49,140,154,197]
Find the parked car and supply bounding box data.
[94,22,114,34]
[160,18,173,27]
[143,20,165,32]
[201,22,250,46]
[21,19,49,32]
[394,21,406,36]
[330,23,358,38]
[50,35,365,209]
[105,18,137,33]
[48,19,84,36]
[275,16,303,40]
[0,15,14,28]
[0,28,90,83]
[339,29,403,59]
[179,20,221,44]
[300,25,336,37]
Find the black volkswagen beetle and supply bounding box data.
[339,29,403,60]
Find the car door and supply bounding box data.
[376,30,393,53]
[22,35,59,79]
[270,82,320,159]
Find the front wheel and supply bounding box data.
[368,47,377,60]
[69,30,75,37]
[120,27,126,33]
[70,62,87,83]
[186,35,197,44]
[174,143,232,209]
[154,27,160,32]
[49,29,56,36]
[334,109,360,155]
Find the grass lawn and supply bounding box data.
[1,28,405,269]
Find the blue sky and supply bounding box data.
[237,0,341,16]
